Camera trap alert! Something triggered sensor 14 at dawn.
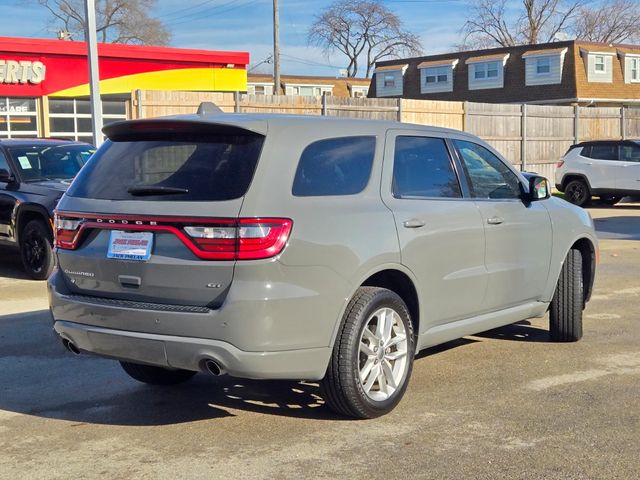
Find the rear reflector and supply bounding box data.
[556,160,565,168]
[54,212,292,261]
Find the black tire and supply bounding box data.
[120,361,197,385]
[20,219,55,280]
[599,196,621,206]
[564,179,591,207]
[321,287,415,419]
[549,249,583,342]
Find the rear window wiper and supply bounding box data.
[127,185,190,196]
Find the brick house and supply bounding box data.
[369,40,640,106]
[247,74,371,97]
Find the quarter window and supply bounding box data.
[392,136,461,199]
[0,150,9,174]
[454,140,521,200]
[292,136,376,196]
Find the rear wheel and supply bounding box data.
[549,249,583,342]
[20,219,55,280]
[120,361,197,385]
[564,179,591,207]
[599,196,621,206]
[321,287,415,419]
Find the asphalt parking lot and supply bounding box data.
[0,204,638,480]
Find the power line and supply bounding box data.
[164,0,258,27]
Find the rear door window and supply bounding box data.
[392,136,461,198]
[292,136,376,196]
[67,133,264,201]
[586,144,619,161]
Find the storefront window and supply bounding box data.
[49,98,127,142]
[0,98,39,138]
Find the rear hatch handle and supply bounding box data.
[118,275,142,289]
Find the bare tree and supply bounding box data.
[35,0,171,45]
[308,0,422,78]
[572,0,640,43]
[461,0,584,48]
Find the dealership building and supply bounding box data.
[0,36,249,142]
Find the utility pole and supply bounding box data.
[84,0,103,146]
[273,0,281,95]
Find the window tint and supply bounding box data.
[0,150,9,173]
[587,144,618,161]
[392,136,461,198]
[292,136,375,196]
[67,133,264,201]
[621,143,640,162]
[454,140,522,200]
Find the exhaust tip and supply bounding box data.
[203,359,225,376]
[62,338,81,355]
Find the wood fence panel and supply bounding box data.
[526,105,575,165]
[327,97,399,120]
[625,107,640,138]
[239,95,322,115]
[400,99,464,130]
[578,107,622,141]
[134,90,235,118]
[465,103,523,165]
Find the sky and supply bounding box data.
[2,0,476,77]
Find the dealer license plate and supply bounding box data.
[107,231,153,261]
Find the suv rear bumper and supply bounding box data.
[53,320,331,380]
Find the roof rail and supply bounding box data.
[196,101,224,115]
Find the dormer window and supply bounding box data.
[580,49,613,83]
[466,54,509,90]
[374,64,408,97]
[536,57,550,74]
[595,55,606,72]
[418,59,458,93]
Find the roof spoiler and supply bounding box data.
[197,101,224,115]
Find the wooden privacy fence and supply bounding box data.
[131,90,640,181]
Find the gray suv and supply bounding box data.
[49,111,597,418]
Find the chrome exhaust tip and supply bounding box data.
[62,338,81,355]
[203,359,225,376]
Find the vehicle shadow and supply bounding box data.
[472,320,550,343]
[593,216,640,241]
[0,247,30,280]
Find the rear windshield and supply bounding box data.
[67,133,264,201]
[7,144,95,182]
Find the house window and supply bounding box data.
[383,74,395,88]
[474,62,499,79]
[248,84,273,95]
[595,55,606,72]
[425,67,448,84]
[351,86,369,98]
[631,58,640,82]
[536,57,551,74]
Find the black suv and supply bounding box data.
[0,139,95,279]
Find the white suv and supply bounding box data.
[555,140,640,206]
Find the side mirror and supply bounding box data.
[528,175,550,201]
[0,168,15,184]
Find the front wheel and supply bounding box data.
[321,287,415,419]
[120,361,197,385]
[549,249,584,342]
[564,179,591,207]
[20,219,55,280]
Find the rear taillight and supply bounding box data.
[184,218,292,260]
[54,212,292,261]
[557,160,565,168]
[54,214,84,249]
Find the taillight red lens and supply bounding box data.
[184,218,293,260]
[54,213,84,249]
[53,212,293,261]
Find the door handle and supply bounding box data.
[487,216,504,225]
[403,219,425,228]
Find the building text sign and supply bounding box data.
[0,60,46,85]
